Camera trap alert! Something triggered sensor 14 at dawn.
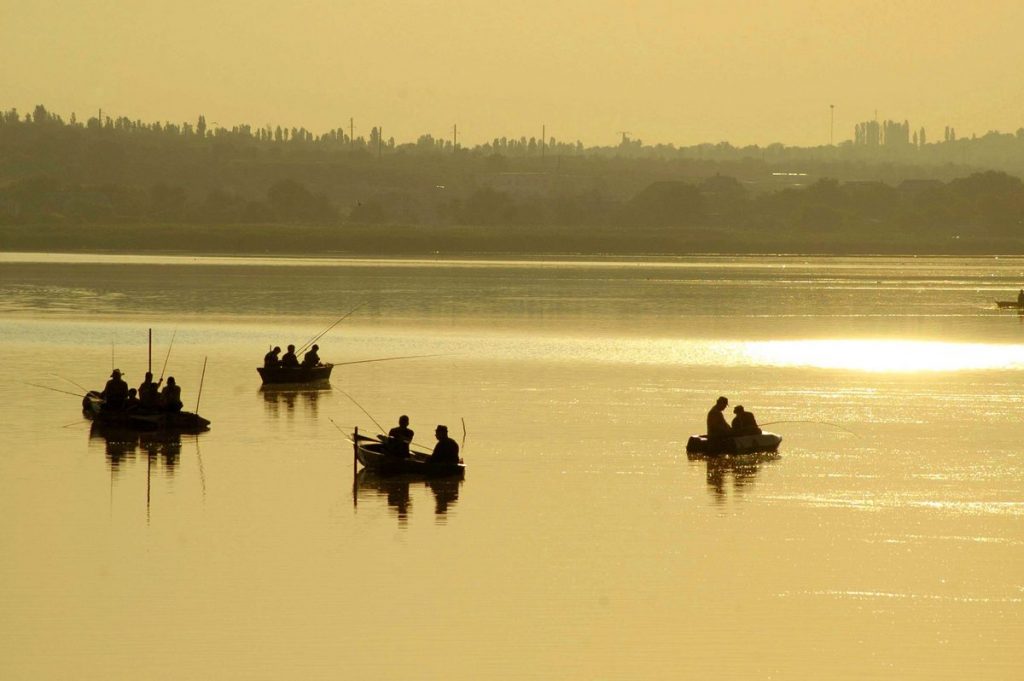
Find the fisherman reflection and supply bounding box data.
[426,476,461,514]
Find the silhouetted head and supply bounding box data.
[145,371,153,381]
[111,369,122,378]
[312,344,319,351]
[128,388,137,397]
[399,415,409,427]
[733,405,744,414]
[287,344,295,351]
[716,396,728,409]
[273,346,281,353]
[435,424,448,439]
[167,377,176,386]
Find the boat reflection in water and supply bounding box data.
[353,468,463,526]
[259,385,327,418]
[89,421,188,472]
[687,450,780,502]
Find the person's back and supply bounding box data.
[281,345,299,368]
[707,396,732,439]
[138,372,160,409]
[429,425,460,466]
[161,377,182,413]
[731,406,761,436]
[302,344,320,368]
[102,370,129,410]
[264,347,281,368]
[387,417,415,458]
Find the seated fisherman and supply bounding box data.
[706,395,732,440]
[280,344,299,368]
[138,371,161,409]
[264,346,282,368]
[386,414,415,458]
[731,405,762,436]
[428,424,460,466]
[301,344,321,368]
[101,369,129,410]
[160,376,183,413]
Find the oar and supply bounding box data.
[297,301,367,354]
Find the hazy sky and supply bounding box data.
[4,1,1022,147]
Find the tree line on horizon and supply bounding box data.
[1,104,1023,249]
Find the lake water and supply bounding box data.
[1,253,1022,680]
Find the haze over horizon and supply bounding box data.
[4,1,1023,147]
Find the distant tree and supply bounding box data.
[197,115,207,138]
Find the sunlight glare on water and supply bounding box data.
[742,339,1024,372]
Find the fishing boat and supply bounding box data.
[82,391,211,433]
[257,363,334,385]
[351,429,465,476]
[995,300,1024,309]
[686,431,783,456]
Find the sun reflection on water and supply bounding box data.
[742,339,1024,372]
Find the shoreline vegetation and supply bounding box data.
[3,105,1024,256]
[4,222,1021,257]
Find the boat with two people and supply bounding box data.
[686,396,782,456]
[350,425,465,477]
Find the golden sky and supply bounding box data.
[4,0,1022,146]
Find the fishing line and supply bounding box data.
[760,420,860,437]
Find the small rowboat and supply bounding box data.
[257,363,334,385]
[82,391,211,433]
[686,431,782,456]
[996,301,1024,309]
[351,430,465,476]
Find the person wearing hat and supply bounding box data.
[302,344,321,368]
[706,395,732,440]
[731,405,762,436]
[428,424,460,466]
[101,369,129,410]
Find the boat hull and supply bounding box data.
[82,392,210,433]
[257,363,334,385]
[996,301,1024,309]
[353,435,465,476]
[686,432,782,456]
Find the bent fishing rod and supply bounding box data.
[334,388,433,450]
[297,301,368,355]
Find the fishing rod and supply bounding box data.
[159,329,178,382]
[760,420,861,437]
[460,417,467,454]
[332,353,451,368]
[25,382,87,398]
[334,388,387,434]
[297,301,368,354]
[195,356,208,414]
[50,373,90,394]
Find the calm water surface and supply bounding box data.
[1,253,1022,680]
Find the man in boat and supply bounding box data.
[264,346,282,368]
[280,344,300,368]
[731,405,762,436]
[706,396,732,440]
[301,344,321,368]
[138,371,161,409]
[125,388,141,410]
[101,369,129,410]
[386,415,414,458]
[428,424,460,466]
[160,376,183,413]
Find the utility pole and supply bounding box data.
[830,104,835,146]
